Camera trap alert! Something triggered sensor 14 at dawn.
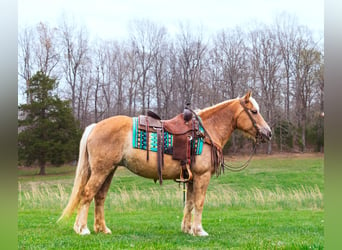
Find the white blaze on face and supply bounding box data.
[249,96,260,112]
[249,96,271,133]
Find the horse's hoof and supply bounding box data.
[74,224,91,235]
[79,227,91,235]
[181,222,192,234]
[100,227,112,234]
[197,230,209,236]
[94,224,112,234]
[191,226,209,236]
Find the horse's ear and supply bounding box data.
[244,91,252,103]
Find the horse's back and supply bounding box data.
[94,115,132,132]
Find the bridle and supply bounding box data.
[221,100,261,172]
[238,100,263,144]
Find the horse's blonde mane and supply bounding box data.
[197,94,260,119]
[197,98,238,116]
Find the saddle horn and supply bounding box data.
[183,103,193,122]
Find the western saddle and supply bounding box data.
[137,108,205,184]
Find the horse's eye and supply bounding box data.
[251,110,258,115]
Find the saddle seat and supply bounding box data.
[163,113,196,135]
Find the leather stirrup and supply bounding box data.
[175,164,193,183]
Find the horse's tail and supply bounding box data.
[57,123,96,222]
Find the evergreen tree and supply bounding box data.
[18,71,82,175]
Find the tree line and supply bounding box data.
[18,15,324,155]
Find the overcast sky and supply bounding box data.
[18,0,324,40]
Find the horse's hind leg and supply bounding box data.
[74,167,115,235]
[93,167,117,234]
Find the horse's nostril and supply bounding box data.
[268,131,272,139]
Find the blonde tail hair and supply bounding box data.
[57,123,96,222]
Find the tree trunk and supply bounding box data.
[39,162,46,175]
[301,120,306,152]
[267,141,272,154]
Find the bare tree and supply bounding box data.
[249,26,282,154]
[18,23,60,103]
[151,41,167,116]
[211,27,249,151]
[76,61,93,128]
[162,44,180,117]
[59,20,89,119]
[175,24,207,111]
[212,27,249,99]
[317,53,324,115]
[111,42,129,115]
[18,26,34,104]
[34,22,60,77]
[125,47,139,116]
[292,27,321,151]
[129,20,167,114]
[92,40,128,117]
[275,14,299,121]
[92,41,111,121]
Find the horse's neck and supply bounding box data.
[198,99,240,148]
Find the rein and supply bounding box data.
[220,142,256,172]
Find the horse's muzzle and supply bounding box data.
[257,127,272,143]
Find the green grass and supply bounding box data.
[18,154,324,249]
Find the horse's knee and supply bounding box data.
[195,198,205,209]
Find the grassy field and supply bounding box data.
[18,154,324,249]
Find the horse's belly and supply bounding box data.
[123,150,181,180]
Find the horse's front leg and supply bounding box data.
[191,171,211,236]
[181,182,194,234]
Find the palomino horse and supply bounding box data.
[58,91,271,236]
